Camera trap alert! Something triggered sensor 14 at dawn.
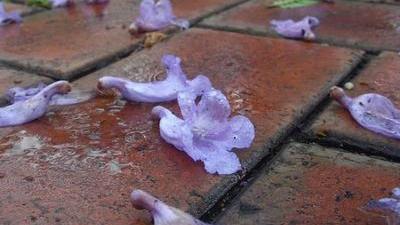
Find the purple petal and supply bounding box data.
[227,115,255,149]
[177,91,197,122]
[97,55,212,103]
[0,3,22,26]
[132,0,188,32]
[0,81,71,127]
[50,0,71,7]
[131,190,212,225]
[270,16,319,39]
[364,188,400,225]
[7,82,94,106]
[331,86,400,140]
[197,89,231,123]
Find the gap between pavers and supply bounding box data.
[0,28,362,225]
[305,51,400,161]
[217,142,400,225]
[199,0,400,52]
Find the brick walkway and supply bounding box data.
[0,0,399,224]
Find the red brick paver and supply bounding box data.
[0,28,361,224]
[0,66,52,105]
[201,0,400,51]
[217,142,400,225]
[307,52,400,159]
[0,0,242,80]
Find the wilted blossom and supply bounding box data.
[330,86,400,140]
[7,82,95,106]
[97,55,212,103]
[0,81,71,127]
[270,16,319,40]
[363,187,400,225]
[152,89,255,175]
[129,0,189,33]
[131,190,211,225]
[0,2,22,26]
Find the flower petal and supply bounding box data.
[228,115,255,149]
[197,89,231,123]
[331,87,400,140]
[194,139,241,175]
[270,16,319,39]
[177,91,197,122]
[0,3,22,26]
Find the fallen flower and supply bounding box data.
[363,187,400,225]
[152,89,255,175]
[330,86,400,140]
[50,0,72,7]
[97,55,212,103]
[129,0,189,34]
[0,81,71,127]
[0,2,22,26]
[270,16,319,40]
[7,82,95,106]
[131,190,211,225]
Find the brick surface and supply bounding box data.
[217,142,400,225]
[0,66,52,105]
[0,0,241,80]
[307,52,400,159]
[0,28,361,224]
[201,0,400,52]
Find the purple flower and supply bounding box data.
[50,0,72,7]
[270,16,319,40]
[131,190,212,225]
[152,89,255,175]
[363,187,400,225]
[331,86,400,140]
[129,0,189,33]
[0,81,71,127]
[97,55,212,103]
[7,82,95,106]
[0,2,22,26]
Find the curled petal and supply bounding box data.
[197,89,231,123]
[97,55,212,103]
[131,190,211,225]
[331,86,400,140]
[0,3,22,26]
[270,16,319,40]
[0,81,71,127]
[177,91,197,122]
[228,115,255,149]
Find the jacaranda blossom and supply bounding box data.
[270,16,319,40]
[331,86,400,140]
[129,0,189,33]
[0,2,22,26]
[50,0,71,7]
[97,55,212,103]
[131,190,211,225]
[152,89,255,175]
[363,187,400,225]
[7,82,95,106]
[0,81,71,127]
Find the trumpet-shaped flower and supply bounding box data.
[7,82,95,106]
[270,16,319,40]
[363,187,400,225]
[0,81,71,127]
[97,55,212,103]
[331,86,400,140]
[131,190,211,225]
[152,89,255,175]
[129,0,189,33]
[0,2,22,26]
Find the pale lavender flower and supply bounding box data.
[0,2,22,26]
[97,55,212,103]
[129,0,189,33]
[131,190,211,225]
[331,86,400,140]
[363,187,400,225]
[7,82,95,106]
[0,81,71,127]
[50,0,72,7]
[270,16,319,40]
[152,89,255,175]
